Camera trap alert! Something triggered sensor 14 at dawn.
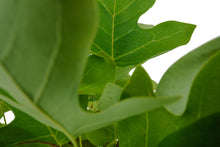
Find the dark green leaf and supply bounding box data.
[158,113,220,147]
[92,0,195,66]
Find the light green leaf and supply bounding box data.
[157,37,220,115]
[79,55,116,96]
[0,0,98,144]
[0,108,69,147]
[158,113,220,147]
[92,0,195,66]
[147,38,220,147]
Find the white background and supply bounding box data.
[1,0,220,124]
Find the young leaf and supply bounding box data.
[92,0,196,66]
[0,108,69,147]
[147,38,220,146]
[157,37,220,115]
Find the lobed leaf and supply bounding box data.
[92,0,196,66]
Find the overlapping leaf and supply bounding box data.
[118,66,155,147]
[79,55,116,96]
[92,0,195,66]
[0,1,180,144]
[146,37,220,146]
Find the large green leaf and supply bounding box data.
[0,0,98,144]
[92,0,195,66]
[0,108,69,147]
[147,38,220,146]
[157,37,220,115]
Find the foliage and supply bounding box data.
[0,0,219,146]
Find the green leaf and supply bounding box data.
[0,0,98,143]
[99,83,123,111]
[85,83,122,146]
[158,113,220,147]
[114,66,133,87]
[92,0,195,66]
[146,38,220,146]
[118,66,155,147]
[0,108,69,147]
[86,126,115,146]
[79,55,116,96]
[121,66,155,99]
[157,37,220,115]
[0,100,10,118]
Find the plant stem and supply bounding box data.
[79,136,83,147]
[61,129,78,147]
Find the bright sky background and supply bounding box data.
[138,0,220,83]
[1,0,220,124]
